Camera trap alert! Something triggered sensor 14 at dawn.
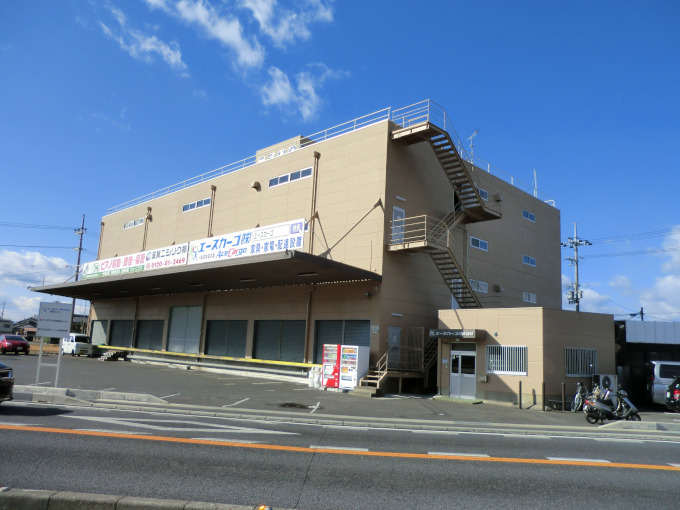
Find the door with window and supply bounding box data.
[450,349,476,399]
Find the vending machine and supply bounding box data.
[322,344,370,390]
[338,345,370,390]
[321,344,340,388]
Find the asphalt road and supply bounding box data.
[1,401,679,509]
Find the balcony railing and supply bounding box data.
[107,99,553,214]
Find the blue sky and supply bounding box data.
[1,0,679,323]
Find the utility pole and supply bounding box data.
[561,222,591,311]
[70,214,86,330]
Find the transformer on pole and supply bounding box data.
[561,222,591,311]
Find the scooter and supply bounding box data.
[570,381,589,412]
[583,386,641,424]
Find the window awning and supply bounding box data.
[33,250,381,301]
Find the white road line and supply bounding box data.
[160,393,181,399]
[293,388,315,391]
[428,452,490,457]
[594,438,644,444]
[546,457,611,463]
[222,398,250,407]
[413,430,460,435]
[310,446,369,451]
[191,438,263,444]
[669,463,680,468]
[76,429,152,435]
[500,434,550,439]
[251,382,284,385]
[309,402,321,414]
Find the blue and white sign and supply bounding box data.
[188,219,305,265]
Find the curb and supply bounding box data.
[12,387,680,441]
[0,488,289,510]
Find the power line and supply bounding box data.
[582,245,680,259]
[588,227,680,244]
[0,221,76,231]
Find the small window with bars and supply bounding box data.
[565,347,597,376]
[470,279,488,293]
[486,345,528,375]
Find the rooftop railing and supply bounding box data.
[107,99,553,214]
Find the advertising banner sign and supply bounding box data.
[143,243,189,271]
[82,253,146,279]
[188,218,305,266]
[36,302,73,338]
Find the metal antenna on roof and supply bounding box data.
[467,129,478,165]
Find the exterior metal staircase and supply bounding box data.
[391,122,500,224]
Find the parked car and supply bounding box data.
[61,333,94,357]
[666,376,680,413]
[0,334,30,355]
[0,361,13,403]
[646,360,680,405]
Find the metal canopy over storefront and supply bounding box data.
[33,250,381,300]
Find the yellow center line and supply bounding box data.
[2,424,678,472]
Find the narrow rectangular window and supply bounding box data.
[486,345,527,375]
[522,254,536,267]
[522,209,536,222]
[300,167,312,178]
[279,174,289,184]
[523,292,537,304]
[470,236,488,251]
[269,177,279,188]
[470,279,488,293]
[290,170,301,181]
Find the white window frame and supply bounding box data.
[470,279,488,293]
[182,197,211,213]
[269,167,312,188]
[522,209,536,222]
[123,218,144,230]
[523,291,537,304]
[478,188,489,201]
[522,254,536,267]
[565,347,598,377]
[486,345,527,375]
[470,236,488,251]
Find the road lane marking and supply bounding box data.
[413,430,460,435]
[161,393,181,399]
[594,438,644,444]
[61,416,296,435]
[428,452,490,457]
[2,424,679,472]
[309,402,321,414]
[310,446,369,451]
[223,398,250,407]
[252,382,284,385]
[547,457,610,463]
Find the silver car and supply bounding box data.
[647,360,680,405]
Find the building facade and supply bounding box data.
[37,100,562,385]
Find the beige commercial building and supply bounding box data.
[435,308,615,405]
[38,100,579,396]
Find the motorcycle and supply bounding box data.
[570,381,589,412]
[583,386,641,424]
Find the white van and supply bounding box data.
[61,333,94,357]
[646,360,680,405]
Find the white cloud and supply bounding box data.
[261,63,347,121]
[100,6,188,75]
[146,0,265,69]
[0,250,75,320]
[661,227,680,273]
[240,0,333,47]
[0,250,72,288]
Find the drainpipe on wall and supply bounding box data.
[208,185,217,237]
[308,152,321,255]
[97,222,105,259]
[304,286,316,363]
[142,207,152,251]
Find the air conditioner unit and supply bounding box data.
[592,374,618,391]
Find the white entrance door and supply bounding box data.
[449,350,476,399]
